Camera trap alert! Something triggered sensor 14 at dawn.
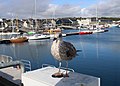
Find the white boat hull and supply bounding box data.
[92,29,105,33]
[0,32,20,35]
[50,34,66,39]
[28,34,50,40]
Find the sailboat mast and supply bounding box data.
[34,0,37,31]
[96,0,100,28]
[11,13,14,32]
[34,0,37,29]
[96,4,98,27]
[34,0,36,17]
[16,17,19,32]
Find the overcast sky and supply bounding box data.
[0,0,120,18]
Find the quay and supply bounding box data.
[0,54,100,86]
[22,66,100,86]
[0,67,21,86]
[0,65,100,86]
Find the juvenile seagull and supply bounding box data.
[51,33,76,77]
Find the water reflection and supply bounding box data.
[0,28,120,86]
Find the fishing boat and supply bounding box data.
[10,36,28,43]
[0,36,28,44]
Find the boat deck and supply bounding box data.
[0,67,22,85]
[22,66,100,86]
[0,66,100,86]
[0,76,19,86]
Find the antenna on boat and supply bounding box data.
[96,5,98,26]
[34,0,38,32]
[16,16,19,32]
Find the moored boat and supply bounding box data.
[28,34,50,40]
[50,33,66,38]
[91,29,109,33]
[10,37,28,43]
[79,30,93,35]
[92,29,105,33]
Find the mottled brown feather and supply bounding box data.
[51,37,76,61]
[59,41,76,60]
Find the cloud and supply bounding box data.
[0,0,51,18]
[83,0,120,17]
[0,0,82,18]
[43,4,82,18]
[0,0,120,18]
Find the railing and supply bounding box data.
[0,61,25,73]
[60,67,75,72]
[21,59,31,72]
[0,55,13,63]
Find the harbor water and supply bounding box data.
[0,27,120,86]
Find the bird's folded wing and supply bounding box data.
[59,41,76,58]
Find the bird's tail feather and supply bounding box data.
[76,50,82,52]
[76,50,82,56]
